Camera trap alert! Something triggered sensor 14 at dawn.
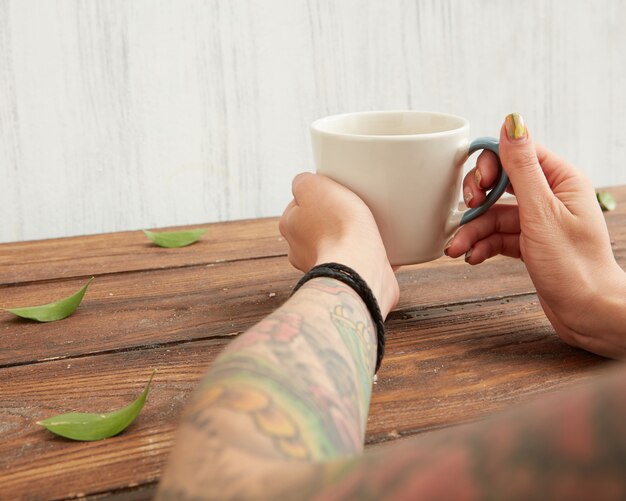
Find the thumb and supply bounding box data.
[498,113,554,209]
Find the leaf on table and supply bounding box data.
[596,191,616,212]
[143,229,207,248]
[3,277,94,322]
[37,370,156,441]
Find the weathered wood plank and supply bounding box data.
[0,343,216,500]
[369,295,610,444]
[0,218,285,286]
[86,483,157,501]
[0,257,298,367]
[1,186,624,287]
[0,256,531,367]
[0,188,623,499]
[2,211,624,368]
[0,293,610,499]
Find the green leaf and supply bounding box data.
[143,229,207,248]
[37,370,156,441]
[4,277,94,322]
[596,191,617,212]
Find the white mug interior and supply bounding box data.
[312,111,468,137]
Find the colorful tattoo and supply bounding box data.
[178,277,377,464]
[158,272,626,500]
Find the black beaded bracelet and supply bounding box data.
[291,263,385,375]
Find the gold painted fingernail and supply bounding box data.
[475,168,482,189]
[464,249,473,263]
[464,189,473,205]
[505,113,527,141]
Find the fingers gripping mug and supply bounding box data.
[311,111,509,266]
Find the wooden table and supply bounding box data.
[1,187,624,500]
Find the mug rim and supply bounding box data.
[311,110,469,139]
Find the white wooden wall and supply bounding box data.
[1,0,625,243]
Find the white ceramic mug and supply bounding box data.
[311,110,509,265]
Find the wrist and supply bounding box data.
[593,268,626,358]
[315,253,399,319]
[565,264,626,359]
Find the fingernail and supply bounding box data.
[505,113,527,141]
[444,238,454,256]
[475,168,482,189]
[464,189,473,206]
[464,248,473,263]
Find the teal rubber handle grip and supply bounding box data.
[459,137,510,225]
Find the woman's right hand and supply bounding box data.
[279,172,399,318]
[447,113,626,359]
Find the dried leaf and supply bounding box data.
[143,229,207,248]
[597,191,616,212]
[3,277,94,322]
[37,370,156,441]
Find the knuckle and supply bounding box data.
[577,174,595,195]
[287,251,300,270]
[278,216,287,237]
[483,238,496,261]
[523,197,557,227]
[489,235,501,256]
[292,172,313,193]
[539,195,562,222]
[514,149,541,172]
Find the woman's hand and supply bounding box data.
[279,172,399,317]
[447,113,626,358]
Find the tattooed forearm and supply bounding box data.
[158,272,626,501]
[157,278,377,499]
[286,365,626,500]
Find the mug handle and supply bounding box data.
[459,137,510,225]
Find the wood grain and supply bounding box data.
[1,186,624,287]
[0,293,610,499]
[0,255,536,367]
[0,218,284,286]
[1,0,625,495]
[0,190,623,368]
[371,295,609,443]
[0,183,624,498]
[2,1,626,243]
